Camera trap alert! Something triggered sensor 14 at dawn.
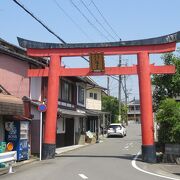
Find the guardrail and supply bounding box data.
[0,151,17,174]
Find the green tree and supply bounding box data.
[156,99,180,144]
[152,52,180,111]
[102,95,126,123]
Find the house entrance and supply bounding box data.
[65,118,74,146]
[17,31,180,162]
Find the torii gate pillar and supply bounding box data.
[42,55,60,159]
[138,52,156,162]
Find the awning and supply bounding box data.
[31,100,86,117]
[0,94,24,115]
[86,109,110,116]
[58,108,86,117]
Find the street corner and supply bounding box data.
[133,155,180,180]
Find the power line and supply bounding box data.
[13,0,89,63]
[53,0,92,41]
[69,0,110,41]
[13,0,126,93]
[12,0,66,44]
[79,0,116,41]
[109,75,127,96]
[90,0,120,40]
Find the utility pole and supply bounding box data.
[107,76,110,96]
[124,73,128,125]
[133,97,136,122]
[118,55,122,123]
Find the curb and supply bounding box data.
[0,158,38,176]
[55,143,90,156]
[134,156,180,180]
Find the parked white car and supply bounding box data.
[107,123,126,137]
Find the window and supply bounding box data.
[94,93,97,100]
[136,106,140,110]
[60,80,72,102]
[89,92,93,98]
[89,92,98,100]
[78,85,85,105]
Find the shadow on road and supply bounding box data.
[56,154,140,162]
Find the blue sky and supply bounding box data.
[0,0,180,100]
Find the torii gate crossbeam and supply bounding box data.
[18,31,180,163]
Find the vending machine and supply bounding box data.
[5,120,29,161]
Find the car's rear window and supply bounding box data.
[109,125,121,129]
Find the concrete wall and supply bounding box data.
[0,54,29,98]
[86,88,102,110]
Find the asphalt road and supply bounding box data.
[1,123,170,180]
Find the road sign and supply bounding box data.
[89,53,105,72]
[38,104,47,112]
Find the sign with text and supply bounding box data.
[89,53,105,72]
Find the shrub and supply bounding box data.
[156,98,180,144]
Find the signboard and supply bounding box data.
[89,53,105,72]
[5,121,18,142]
[38,104,47,112]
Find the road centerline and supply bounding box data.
[78,174,88,179]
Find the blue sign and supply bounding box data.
[38,104,47,112]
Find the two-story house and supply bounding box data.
[127,99,141,123]
[0,38,46,160]
[85,77,110,139]
[30,75,90,153]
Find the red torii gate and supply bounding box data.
[18,31,179,163]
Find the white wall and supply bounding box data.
[31,106,40,120]
[30,77,42,101]
[86,88,102,110]
[57,117,65,134]
[74,117,80,133]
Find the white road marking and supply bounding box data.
[124,146,129,149]
[78,174,88,179]
[131,151,180,180]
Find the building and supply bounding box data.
[0,38,46,160]
[85,77,110,137]
[127,99,141,123]
[30,76,88,152]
